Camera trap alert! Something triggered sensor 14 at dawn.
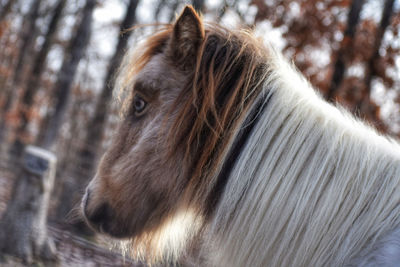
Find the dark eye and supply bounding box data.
[133,95,147,115]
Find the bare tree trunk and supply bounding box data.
[0,146,57,263]
[0,29,15,138]
[0,0,15,23]
[12,0,42,86]
[26,0,67,106]
[216,1,228,23]
[11,0,66,149]
[154,0,167,21]
[326,0,365,101]
[192,0,205,13]
[37,0,96,150]
[77,0,139,178]
[0,26,15,70]
[168,0,180,22]
[0,86,12,143]
[0,32,15,138]
[358,0,396,109]
[0,0,41,148]
[12,0,96,158]
[56,95,85,177]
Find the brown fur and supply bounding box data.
[83,5,270,263]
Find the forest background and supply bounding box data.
[0,0,399,264]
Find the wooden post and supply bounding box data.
[0,146,57,263]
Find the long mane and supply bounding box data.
[206,48,400,266]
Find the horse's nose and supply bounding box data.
[82,189,112,233]
[86,203,112,231]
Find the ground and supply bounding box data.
[0,166,144,267]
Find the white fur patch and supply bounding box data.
[132,207,203,264]
[205,47,400,267]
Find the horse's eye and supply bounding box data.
[133,95,147,115]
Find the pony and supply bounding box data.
[82,5,400,266]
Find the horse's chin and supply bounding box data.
[86,218,134,239]
[101,225,132,239]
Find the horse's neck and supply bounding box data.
[206,54,400,267]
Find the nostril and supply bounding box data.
[86,202,111,230]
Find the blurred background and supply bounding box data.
[0,0,399,265]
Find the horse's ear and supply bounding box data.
[167,5,204,68]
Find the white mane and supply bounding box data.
[204,47,400,266]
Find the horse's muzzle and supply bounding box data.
[82,189,111,232]
[82,188,128,238]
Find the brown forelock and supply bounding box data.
[167,24,269,207]
[117,26,173,119]
[121,26,173,95]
